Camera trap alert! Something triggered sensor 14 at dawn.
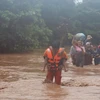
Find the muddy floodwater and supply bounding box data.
[0,50,100,100]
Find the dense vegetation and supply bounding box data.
[0,0,100,52]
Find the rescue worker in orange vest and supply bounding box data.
[42,41,68,85]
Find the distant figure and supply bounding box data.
[75,41,85,67]
[70,40,77,65]
[85,35,92,45]
[43,41,68,85]
[98,44,100,64]
[98,44,100,49]
[98,44,100,55]
[71,33,86,67]
[84,42,93,65]
[92,45,100,65]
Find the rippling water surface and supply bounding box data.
[0,50,100,100]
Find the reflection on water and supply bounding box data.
[44,84,68,100]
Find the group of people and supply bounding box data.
[42,34,100,85]
[70,35,100,67]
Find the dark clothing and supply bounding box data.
[94,57,100,65]
[84,53,92,65]
[71,55,76,65]
[92,48,100,65]
[98,47,100,54]
[84,45,93,65]
[75,51,84,67]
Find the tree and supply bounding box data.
[71,0,100,44]
[41,0,75,45]
[0,0,52,52]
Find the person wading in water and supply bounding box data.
[42,41,68,85]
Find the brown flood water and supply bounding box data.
[0,51,100,100]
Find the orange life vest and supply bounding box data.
[46,48,63,67]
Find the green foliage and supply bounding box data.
[0,0,100,53]
[0,0,52,52]
[72,0,100,44]
[41,0,75,41]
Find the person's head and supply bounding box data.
[86,42,91,46]
[87,35,92,40]
[72,39,78,46]
[51,40,60,52]
[77,40,83,46]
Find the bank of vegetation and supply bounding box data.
[0,0,100,52]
